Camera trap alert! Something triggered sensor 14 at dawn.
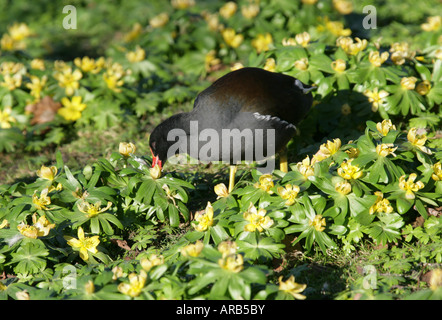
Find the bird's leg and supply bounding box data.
[279,147,288,173]
[228,165,237,193]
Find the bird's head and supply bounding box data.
[149,126,166,170]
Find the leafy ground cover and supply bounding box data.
[0,0,441,300]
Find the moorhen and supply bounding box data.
[149,67,314,192]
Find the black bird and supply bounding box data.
[149,67,314,192]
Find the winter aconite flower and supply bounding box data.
[149,12,169,28]
[263,58,276,72]
[222,28,244,48]
[77,201,112,218]
[251,33,273,53]
[432,162,442,181]
[331,59,346,72]
[26,75,47,101]
[126,45,146,63]
[171,0,195,10]
[294,58,309,71]
[218,241,238,258]
[54,67,82,96]
[376,143,397,157]
[243,203,274,232]
[219,1,237,19]
[338,159,363,180]
[407,127,431,154]
[421,16,441,32]
[313,138,341,162]
[119,142,136,157]
[389,42,415,65]
[18,213,55,239]
[363,88,389,112]
[214,183,229,199]
[149,165,162,180]
[369,191,393,215]
[335,180,352,195]
[399,173,424,200]
[429,268,442,291]
[141,254,164,271]
[333,0,353,15]
[337,36,367,55]
[297,156,316,178]
[103,62,125,93]
[309,215,326,232]
[0,106,17,129]
[241,3,260,19]
[416,80,431,96]
[36,165,57,181]
[369,51,389,67]
[278,275,307,300]
[181,241,204,257]
[278,184,300,206]
[64,227,100,261]
[194,202,214,232]
[254,174,274,193]
[218,253,244,273]
[0,73,22,91]
[401,77,418,90]
[118,270,147,297]
[295,31,311,47]
[32,188,51,210]
[58,96,87,121]
[376,119,396,136]
[74,56,105,74]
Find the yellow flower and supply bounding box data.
[376,119,396,136]
[335,180,352,195]
[399,173,424,200]
[254,174,274,193]
[294,57,308,71]
[74,56,104,74]
[141,254,164,271]
[243,202,274,232]
[369,51,389,67]
[421,16,441,32]
[302,0,318,4]
[432,162,442,181]
[171,0,195,10]
[345,147,359,159]
[64,227,100,261]
[0,73,22,91]
[297,155,316,178]
[219,1,237,19]
[429,268,442,291]
[263,58,276,72]
[218,253,244,273]
[338,159,363,180]
[30,58,45,71]
[0,219,8,229]
[363,88,389,112]
[118,270,147,297]
[126,45,146,63]
[181,241,204,257]
[389,42,415,65]
[309,214,326,232]
[333,0,353,15]
[401,77,418,90]
[8,22,32,42]
[278,275,307,300]
[218,241,237,257]
[103,62,125,92]
[18,213,55,239]
[0,34,17,51]
[32,188,51,210]
[124,23,143,42]
[313,138,341,162]
[277,184,300,206]
[295,31,311,47]
[58,96,87,121]
[214,183,229,199]
[119,142,136,157]
[230,62,244,71]
[282,37,297,46]
[26,75,47,101]
[324,20,352,37]
[77,200,112,218]
[344,37,368,55]
[241,3,260,19]
[85,280,95,295]
[37,165,57,181]
[54,67,82,96]
[15,290,30,300]
[331,59,346,72]
[194,202,214,232]
[0,106,17,129]
[149,165,162,180]
[407,127,431,154]
[416,80,431,95]
[203,12,220,32]
[149,12,169,28]
[369,191,393,215]
[376,143,397,157]
[205,50,221,71]
[251,33,273,53]
[0,61,25,75]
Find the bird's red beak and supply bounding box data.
[150,147,162,169]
